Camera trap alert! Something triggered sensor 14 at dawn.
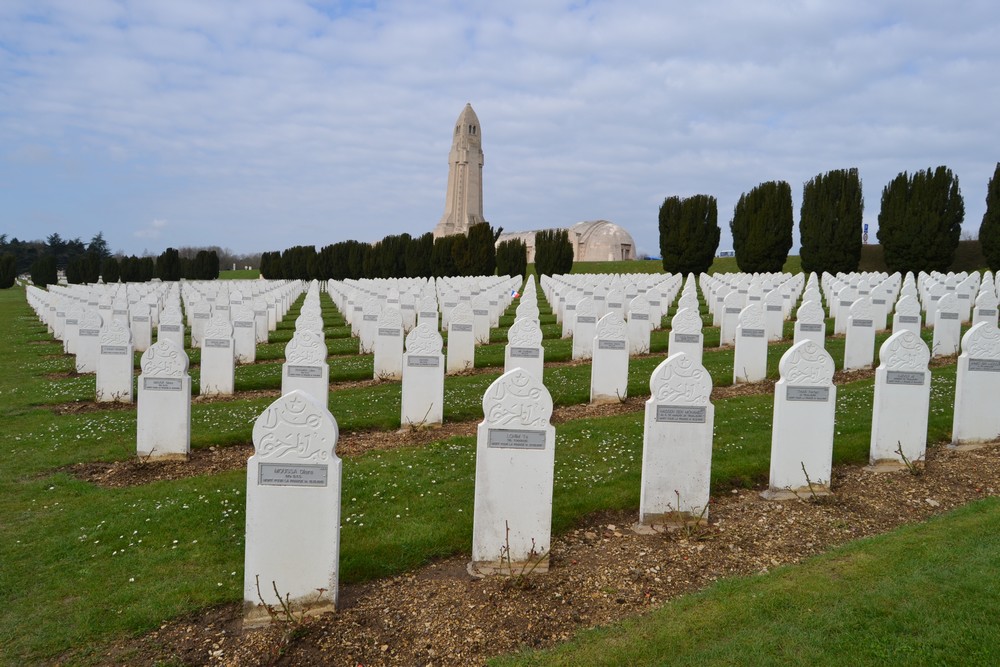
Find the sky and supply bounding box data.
[2,0,1000,259]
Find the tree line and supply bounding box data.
[659,164,1000,275]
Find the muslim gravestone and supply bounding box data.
[590,312,629,404]
[869,330,931,470]
[401,323,445,426]
[951,322,1000,449]
[282,330,329,406]
[136,339,191,461]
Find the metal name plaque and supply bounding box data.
[143,377,183,391]
[160,325,181,332]
[473,309,489,316]
[725,307,741,314]
[258,463,328,487]
[566,304,576,311]
[113,309,128,316]
[608,302,622,309]
[978,309,997,317]
[444,302,457,308]
[594,295,605,301]
[969,358,1000,373]
[452,323,473,332]
[786,386,830,402]
[254,310,266,316]
[931,295,941,301]
[363,314,378,322]
[287,365,323,378]
[401,304,415,310]
[194,312,210,319]
[840,300,853,307]
[939,312,959,320]
[656,404,707,423]
[873,299,886,305]
[899,315,920,324]
[576,316,597,324]
[648,300,661,306]
[65,319,78,325]
[852,319,873,328]
[748,296,761,302]
[631,313,649,321]
[766,305,782,312]
[959,293,970,299]
[674,333,700,344]
[377,328,401,337]
[598,339,626,350]
[78,329,99,337]
[101,345,128,355]
[205,339,230,348]
[741,328,765,338]
[799,323,824,332]
[216,305,230,311]
[510,347,540,358]
[487,428,547,450]
[407,355,440,367]
[234,321,254,328]
[133,316,148,322]
[886,370,925,386]
[420,312,437,319]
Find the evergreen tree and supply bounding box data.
[207,250,220,279]
[65,256,86,284]
[534,229,574,276]
[404,232,435,278]
[979,163,1000,271]
[156,247,182,281]
[30,254,58,287]
[496,238,528,278]
[659,194,720,274]
[730,180,794,273]
[0,253,16,288]
[138,256,156,282]
[119,256,138,283]
[877,166,964,273]
[101,256,120,283]
[466,223,497,275]
[799,168,864,274]
[431,235,460,277]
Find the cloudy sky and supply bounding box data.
[2,0,999,258]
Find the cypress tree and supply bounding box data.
[877,166,964,273]
[30,254,58,287]
[405,233,434,278]
[979,163,1000,271]
[466,223,497,275]
[496,239,528,278]
[534,229,573,276]
[730,180,794,273]
[156,247,182,281]
[431,236,459,277]
[0,253,16,288]
[799,168,864,274]
[101,256,121,283]
[659,194,720,274]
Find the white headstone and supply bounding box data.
[627,295,652,355]
[96,319,134,403]
[793,299,826,347]
[590,312,629,404]
[638,353,714,525]
[200,315,236,396]
[243,390,341,627]
[869,330,931,470]
[231,304,257,364]
[446,302,476,374]
[136,339,191,461]
[157,307,185,350]
[733,303,767,384]
[892,294,922,336]
[931,292,961,357]
[720,291,743,346]
[373,307,404,381]
[75,308,103,374]
[282,330,329,406]
[401,323,445,426]
[763,340,836,499]
[844,297,876,370]
[504,317,544,380]
[951,322,1000,448]
[571,297,598,360]
[470,368,555,575]
[668,307,704,367]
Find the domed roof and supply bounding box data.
[569,220,637,261]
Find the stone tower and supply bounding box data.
[433,103,486,238]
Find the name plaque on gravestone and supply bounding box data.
[258,463,328,487]
[840,300,853,307]
[452,323,473,332]
[205,339,231,348]
[946,286,956,291]
[66,319,79,325]
[487,428,547,450]
[852,319,873,327]
[631,313,649,321]
[608,302,622,309]
[899,315,920,324]
[576,316,597,324]
[489,300,498,306]
[510,347,540,358]
[160,324,181,332]
[57,311,65,317]
[594,295,605,301]
[353,306,362,312]
[79,329,99,337]
[459,295,471,302]
[194,312,210,319]
[648,300,661,307]
[133,316,148,322]
[931,295,941,301]
[978,309,997,317]
[748,296,761,302]
[655,404,707,423]
[787,386,830,402]
[420,312,437,319]
[799,323,824,332]
[766,305,782,312]
[873,299,886,305]
[969,358,1000,372]
[597,339,626,350]
[254,310,266,316]
[784,294,791,299]
[113,309,128,316]
[143,377,183,391]
[234,321,254,328]
[101,345,128,355]
[959,293,970,299]
[407,355,440,368]
[673,333,701,344]
[716,296,724,302]
[939,312,959,320]
[401,304,415,310]
[473,309,489,316]
[886,370,926,385]
[740,328,765,338]
[286,365,323,378]
[566,304,576,311]
[377,328,401,337]
[738,289,748,295]
[216,305,230,311]
[445,301,458,308]
[725,307,741,314]
[362,314,378,322]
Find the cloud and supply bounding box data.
[1,0,999,256]
[134,218,168,239]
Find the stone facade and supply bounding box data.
[497,220,637,263]
[433,104,487,238]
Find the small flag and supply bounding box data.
[511,289,520,298]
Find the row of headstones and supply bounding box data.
[241,315,1000,624]
[24,280,303,407]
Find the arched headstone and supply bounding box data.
[401,323,444,425]
[75,308,103,373]
[733,303,767,384]
[504,317,544,380]
[97,319,134,403]
[591,312,629,404]
[951,322,1000,448]
[668,307,704,367]
[373,307,404,380]
[282,330,329,405]
[869,330,931,470]
[137,339,191,461]
[201,314,235,396]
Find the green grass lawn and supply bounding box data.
[0,278,983,664]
